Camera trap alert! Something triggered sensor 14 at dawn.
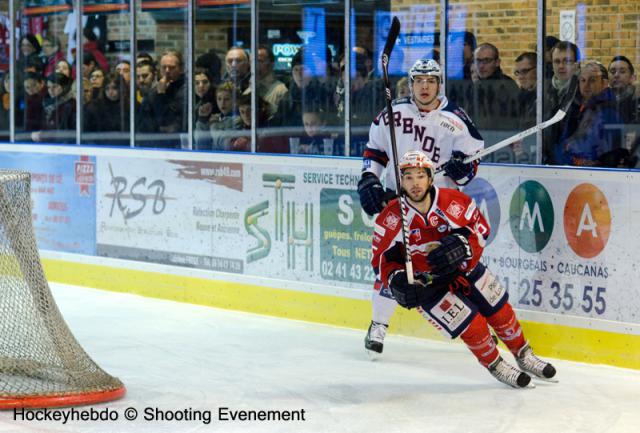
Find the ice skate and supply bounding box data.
[364,321,388,358]
[516,342,557,381]
[488,356,532,388]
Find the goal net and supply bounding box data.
[0,170,125,408]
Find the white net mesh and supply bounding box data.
[0,170,124,408]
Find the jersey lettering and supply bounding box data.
[422,136,435,152]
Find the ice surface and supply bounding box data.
[2,283,638,433]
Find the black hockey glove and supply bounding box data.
[427,233,472,276]
[388,270,430,309]
[442,151,476,183]
[357,172,385,216]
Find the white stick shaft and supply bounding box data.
[435,108,567,174]
[465,109,567,163]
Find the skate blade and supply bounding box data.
[365,348,382,361]
[532,376,559,384]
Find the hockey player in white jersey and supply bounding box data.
[358,58,484,355]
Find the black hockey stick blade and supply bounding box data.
[382,17,401,62]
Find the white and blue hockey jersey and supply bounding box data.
[362,95,484,189]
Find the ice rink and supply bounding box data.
[1,283,639,433]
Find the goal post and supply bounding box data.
[0,170,125,409]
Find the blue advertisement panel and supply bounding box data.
[0,152,96,255]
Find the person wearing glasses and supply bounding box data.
[466,43,519,131]
[515,52,537,130]
[542,41,581,165]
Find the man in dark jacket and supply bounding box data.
[452,42,519,131]
[147,50,187,147]
[558,61,629,167]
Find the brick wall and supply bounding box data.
[392,0,639,77]
[7,1,638,78]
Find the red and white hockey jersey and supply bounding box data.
[371,186,490,285]
[362,96,484,189]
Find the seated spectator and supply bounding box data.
[135,60,158,136]
[88,68,106,99]
[542,41,581,164]
[296,108,334,155]
[82,27,109,72]
[115,60,131,84]
[41,35,66,78]
[209,82,238,150]
[18,34,44,77]
[222,46,250,95]
[450,42,519,131]
[229,94,254,152]
[608,55,638,123]
[338,52,384,125]
[23,72,46,132]
[136,60,156,101]
[194,67,217,150]
[31,72,76,143]
[558,61,628,167]
[257,46,288,116]
[55,59,73,78]
[515,52,537,129]
[150,50,187,136]
[84,73,130,135]
[272,47,334,128]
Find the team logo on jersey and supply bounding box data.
[446,201,464,218]
[383,213,400,230]
[429,215,439,226]
[437,224,448,233]
[439,299,452,311]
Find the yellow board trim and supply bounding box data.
[43,258,640,370]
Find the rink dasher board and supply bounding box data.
[0,144,638,369]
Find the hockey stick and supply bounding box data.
[436,78,578,172]
[381,17,416,283]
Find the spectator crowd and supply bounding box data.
[1,28,638,168]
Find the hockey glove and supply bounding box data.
[388,270,429,309]
[427,233,472,276]
[442,151,478,185]
[357,172,385,216]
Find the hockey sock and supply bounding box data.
[371,283,398,325]
[486,303,526,355]
[459,314,499,367]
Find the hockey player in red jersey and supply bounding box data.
[359,58,483,355]
[371,150,556,388]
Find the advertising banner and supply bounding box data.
[90,152,640,327]
[0,152,96,254]
[96,156,373,288]
[467,169,640,324]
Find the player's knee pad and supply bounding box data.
[416,291,478,339]
[464,264,508,317]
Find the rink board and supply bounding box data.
[0,144,638,369]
